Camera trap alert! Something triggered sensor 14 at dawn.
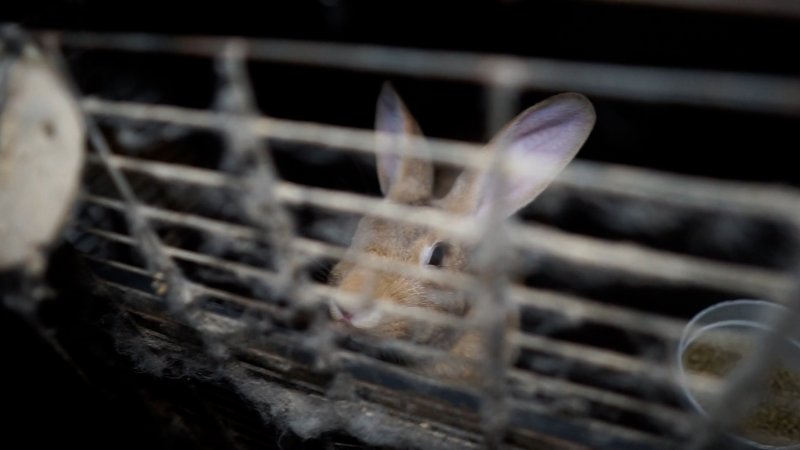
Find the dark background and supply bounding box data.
[3,1,800,449]
[8,0,800,183]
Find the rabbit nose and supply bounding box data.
[330,302,353,322]
[330,301,381,329]
[340,307,355,322]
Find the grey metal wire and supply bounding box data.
[38,25,800,450]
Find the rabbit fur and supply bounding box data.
[328,83,596,381]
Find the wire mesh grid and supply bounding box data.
[27,21,800,450]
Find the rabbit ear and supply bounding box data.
[375,82,434,203]
[443,93,595,218]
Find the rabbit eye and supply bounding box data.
[423,242,449,268]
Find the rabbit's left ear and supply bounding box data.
[375,83,434,203]
[444,93,595,218]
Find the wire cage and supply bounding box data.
[3,2,800,449]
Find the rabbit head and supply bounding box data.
[328,83,596,364]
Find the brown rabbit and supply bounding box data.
[328,84,596,381]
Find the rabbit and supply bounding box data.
[327,83,596,381]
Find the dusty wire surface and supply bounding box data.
[38,29,800,450]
